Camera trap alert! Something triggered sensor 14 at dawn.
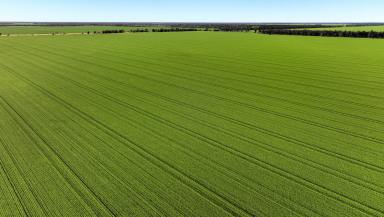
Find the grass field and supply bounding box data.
[307,25,384,32]
[0,25,155,35]
[0,32,383,216]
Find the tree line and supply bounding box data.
[129,29,150,33]
[91,29,150,34]
[99,28,202,34]
[101,29,126,34]
[158,24,343,32]
[259,29,384,39]
[257,24,341,31]
[152,28,201,32]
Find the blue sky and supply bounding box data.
[0,0,383,22]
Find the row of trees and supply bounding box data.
[211,25,256,32]
[162,24,344,32]
[257,24,342,30]
[157,23,258,32]
[87,29,149,34]
[162,24,346,32]
[98,28,201,34]
[101,29,125,34]
[129,29,150,33]
[152,28,201,32]
[259,29,384,38]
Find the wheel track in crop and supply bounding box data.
[0,139,30,217]
[8,44,384,143]
[10,54,384,217]
[49,114,168,216]
[4,39,384,124]
[65,75,384,216]
[75,92,302,216]
[17,39,384,123]
[32,47,384,144]
[0,66,177,216]
[80,45,384,100]
[39,39,383,126]
[55,71,384,216]
[70,119,201,217]
[56,75,321,216]
[3,37,384,134]
[23,54,384,193]
[0,52,356,215]
[1,64,254,217]
[0,94,117,217]
[126,34,384,76]
[46,101,196,216]
[4,41,384,150]
[11,39,384,104]
[1,48,382,186]
[90,40,384,88]
[16,33,384,84]
[30,35,384,87]
[4,50,384,183]
[84,50,384,130]
[0,100,56,217]
[2,59,382,217]
[1,34,382,216]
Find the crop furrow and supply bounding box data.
[5,60,381,217]
[3,63,254,217]
[0,95,117,217]
[4,42,383,147]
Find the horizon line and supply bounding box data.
[1,21,384,24]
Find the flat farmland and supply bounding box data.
[0,32,383,216]
[0,25,155,35]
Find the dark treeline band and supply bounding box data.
[259,29,384,39]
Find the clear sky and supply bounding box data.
[0,0,383,23]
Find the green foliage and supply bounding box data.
[307,25,384,32]
[0,32,383,216]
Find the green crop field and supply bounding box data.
[0,32,383,216]
[0,25,156,35]
[307,25,384,32]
